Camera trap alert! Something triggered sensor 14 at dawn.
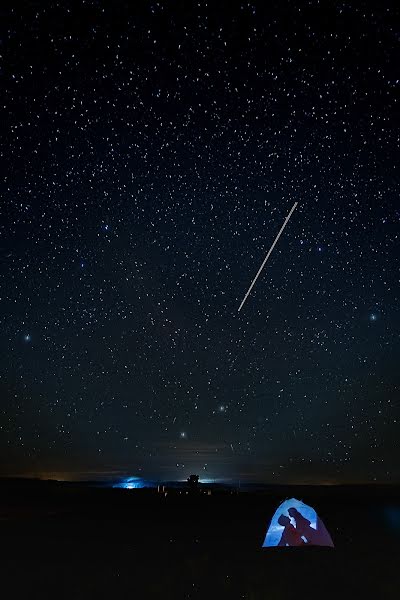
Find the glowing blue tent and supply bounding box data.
[262,498,334,548]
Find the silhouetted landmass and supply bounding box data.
[0,479,400,598]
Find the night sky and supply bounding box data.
[1,1,399,484]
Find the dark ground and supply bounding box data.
[1,481,400,599]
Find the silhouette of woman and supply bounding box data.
[277,514,305,546]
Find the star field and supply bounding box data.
[1,1,399,483]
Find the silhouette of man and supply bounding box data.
[288,507,319,545]
[277,514,305,546]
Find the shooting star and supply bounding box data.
[238,201,298,312]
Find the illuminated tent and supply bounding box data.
[262,498,334,548]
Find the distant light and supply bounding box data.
[384,507,400,531]
[114,477,146,490]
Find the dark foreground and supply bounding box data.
[1,481,400,599]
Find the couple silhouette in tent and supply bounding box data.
[277,507,320,546]
[262,498,334,548]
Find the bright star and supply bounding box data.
[24,334,31,342]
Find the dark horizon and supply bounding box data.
[3,474,400,488]
[3,468,400,487]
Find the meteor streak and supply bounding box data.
[238,202,298,312]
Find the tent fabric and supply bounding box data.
[262,498,334,548]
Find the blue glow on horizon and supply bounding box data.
[113,477,146,489]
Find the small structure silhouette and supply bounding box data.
[187,474,199,493]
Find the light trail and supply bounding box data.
[238,202,298,312]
